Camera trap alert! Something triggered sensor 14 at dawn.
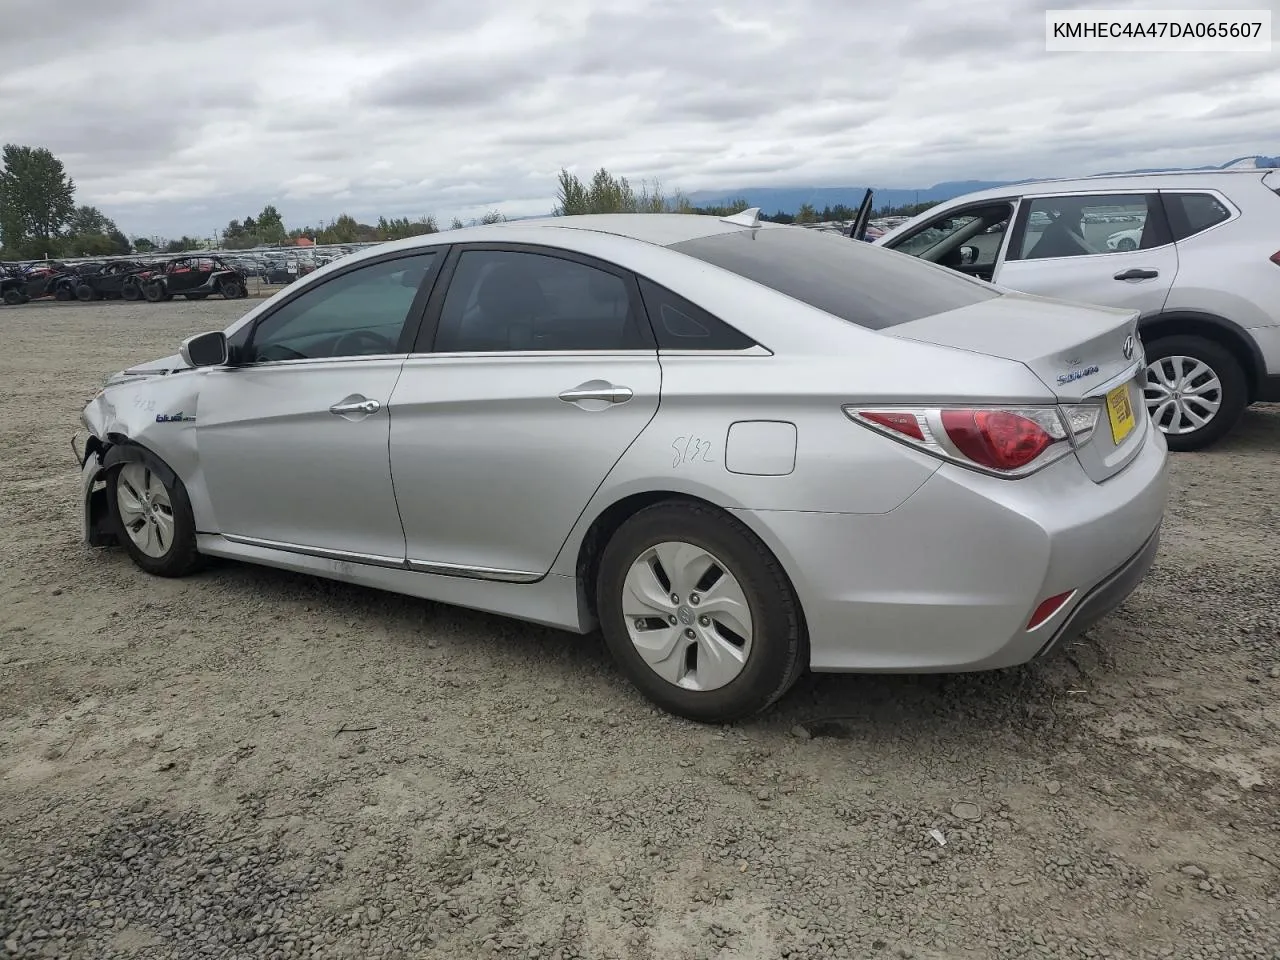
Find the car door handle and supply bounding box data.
[1114,268,1159,281]
[329,396,380,416]
[558,382,634,404]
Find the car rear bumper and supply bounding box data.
[732,421,1169,673]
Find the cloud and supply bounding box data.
[0,0,1274,238]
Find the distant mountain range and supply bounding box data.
[687,155,1279,215]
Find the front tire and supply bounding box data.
[142,281,170,303]
[75,283,96,302]
[2,289,21,305]
[121,281,141,301]
[54,285,73,301]
[596,500,805,723]
[108,458,204,577]
[1142,335,1247,451]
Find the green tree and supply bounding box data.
[255,204,286,244]
[449,217,464,230]
[554,167,696,216]
[794,203,817,224]
[0,144,77,258]
[61,205,130,257]
[133,237,157,253]
[480,210,506,224]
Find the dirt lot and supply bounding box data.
[2,299,1278,960]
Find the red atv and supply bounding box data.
[140,256,249,302]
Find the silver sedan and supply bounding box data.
[78,212,1169,722]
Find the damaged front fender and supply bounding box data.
[79,370,209,546]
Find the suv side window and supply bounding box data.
[245,253,439,362]
[1163,192,1232,241]
[433,249,651,353]
[890,203,1013,271]
[636,277,758,351]
[1011,194,1168,260]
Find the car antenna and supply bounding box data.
[720,207,762,227]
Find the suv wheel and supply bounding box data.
[1142,335,1247,451]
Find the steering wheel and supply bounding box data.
[333,329,394,356]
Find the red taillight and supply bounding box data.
[940,409,1053,471]
[859,410,924,440]
[1270,250,1280,266]
[843,404,1097,478]
[1026,590,1075,630]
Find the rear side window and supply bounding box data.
[1164,192,1232,241]
[636,277,757,350]
[668,227,999,330]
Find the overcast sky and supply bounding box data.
[0,0,1276,239]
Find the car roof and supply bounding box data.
[942,168,1268,204]
[480,213,747,246]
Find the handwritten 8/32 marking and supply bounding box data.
[672,435,715,468]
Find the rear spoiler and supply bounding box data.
[845,188,874,242]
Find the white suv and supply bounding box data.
[876,169,1280,450]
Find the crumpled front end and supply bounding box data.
[76,363,204,546]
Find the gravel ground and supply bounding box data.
[2,299,1278,960]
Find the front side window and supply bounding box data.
[1012,194,1166,260]
[246,253,438,362]
[433,250,650,353]
[891,204,1012,269]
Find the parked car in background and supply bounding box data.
[77,213,1167,722]
[876,169,1280,450]
[141,256,249,302]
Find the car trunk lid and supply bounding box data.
[882,292,1147,482]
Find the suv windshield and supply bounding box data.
[669,226,999,330]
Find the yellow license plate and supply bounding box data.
[1105,383,1136,444]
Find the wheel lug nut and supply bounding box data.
[634,619,645,630]
[690,593,700,605]
[668,615,678,625]
[684,628,696,639]
[670,593,680,604]
[699,615,710,626]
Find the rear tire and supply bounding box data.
[54,285,73,301]
[75,283,96,302]
[142,281,169,303]
[2,289,21,305]
[218,278,242,299]
[121,281,141,301]
[596,500,805,723]
[1142,335,1247,451]
[107,456,204,577]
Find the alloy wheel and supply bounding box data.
[622,541,754,691]
[1144,354,1222,435]
[115,462,176,558]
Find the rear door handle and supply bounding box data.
[558,381,634,404]
[329,395,380,417]
[1114,268,1159,281]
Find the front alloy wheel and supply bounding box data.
[109,458,203,576]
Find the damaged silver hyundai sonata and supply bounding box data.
[77,212,1169,722]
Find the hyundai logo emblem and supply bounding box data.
[1122,335,1135,361]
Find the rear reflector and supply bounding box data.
[1027,590,1075,630]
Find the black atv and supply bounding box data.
[73,260,154,301]
[141,256,249,302]
[17,263,77,302]
[1,264,28,305]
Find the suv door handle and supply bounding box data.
[558,381,634,404]
[329,395,380,416]
[1114,268,1159,281]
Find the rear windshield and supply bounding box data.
[669,227,999,329]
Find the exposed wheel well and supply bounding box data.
[1139,314,1261,403]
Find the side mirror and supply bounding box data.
[180,331,228,368]
[959,245,978,265]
